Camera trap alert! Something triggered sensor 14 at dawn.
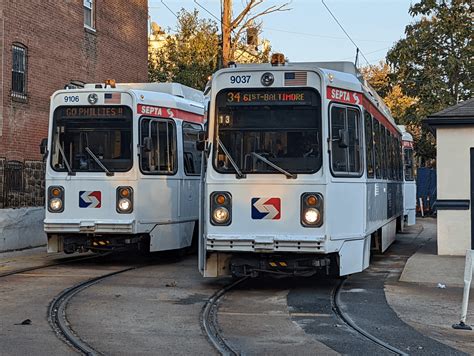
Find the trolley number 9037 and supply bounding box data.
[230,75,251,84]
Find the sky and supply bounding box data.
[148,0,415,65]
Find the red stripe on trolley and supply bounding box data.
[361,96,399,136]
[137,104,204,124]
[327,86,399,136]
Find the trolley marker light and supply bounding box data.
[210,191,232,226]
[301,193,323,227]
[48,186,64,213]
[116,186,133,213]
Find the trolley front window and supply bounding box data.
[214,88,322,175]
[51,106,132,173]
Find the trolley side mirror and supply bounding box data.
[338,129,349,149]
[143,137,152,152]
[196,130,207,152]
[39,138,48,157]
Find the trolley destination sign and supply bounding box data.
[225,90,312,105]
[58,106,127,119]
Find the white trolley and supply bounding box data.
[43,82,205,254]
[198,56,412,277]
[399,125,416,226]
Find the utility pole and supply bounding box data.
[222,0,232,67]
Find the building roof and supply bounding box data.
[425,98,474,131]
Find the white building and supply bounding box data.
[425,98,474,255]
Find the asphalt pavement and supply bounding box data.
[0,218,473,355]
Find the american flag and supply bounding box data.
[284,72,307,86]
[104,92,121,104]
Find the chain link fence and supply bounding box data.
[0,158,45,208]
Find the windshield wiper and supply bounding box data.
[217,139,245,179]
[251,152,297,179]
[57,142,75,176]
[85,147,114,176]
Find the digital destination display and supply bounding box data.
[58,106,128,119]
[225,90,312,106]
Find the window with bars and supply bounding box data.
[11,44,27,99]
[84,0,94,29]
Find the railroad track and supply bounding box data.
[48,266,140,356]
[0,254,106,278]
[201,276,248,356]
[331,278,408,356]
[202,275,409,356]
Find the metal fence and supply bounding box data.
[0,158,45,209]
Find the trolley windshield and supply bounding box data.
[51,106,133,173]
[214,88,322,175]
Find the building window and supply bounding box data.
[11,44,27,100]
[84,0,95,29]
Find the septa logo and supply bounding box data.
[79,191,101,208]
[251,198,281,220]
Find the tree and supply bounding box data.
[386,0,473,163]
[361,61,417,125]
[221,0,290,66]
[148,9,219,90]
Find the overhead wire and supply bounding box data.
[321,0,371,67]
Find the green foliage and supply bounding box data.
[148,9,273,90]
[386,0,473,164]
[148,9,219,90]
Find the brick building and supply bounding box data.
[0,0,148,209]
[0,0,148,250]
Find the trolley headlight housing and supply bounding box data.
[48,186,64,213]
[301,193,323,227]
[210,191,232,226]
[116,186,133,213]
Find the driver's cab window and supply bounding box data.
[140,118,176,174]
[330,105,362,176]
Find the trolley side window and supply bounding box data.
[364,111,374,178]
[373,119,381,178]
[182,122,202,176]
[140,118,177,175]
[404,147,414,181]
[330,105,362,176]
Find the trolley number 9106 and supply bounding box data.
[230,75,251,84]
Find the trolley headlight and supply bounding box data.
[303,208,320,224]
[210,191,232,226]
[116,186,133,213]
[212,207,229,224]
[49,198,63,211]
[301,193,323,227]
[118,198,131,212]
[48,186,64,213]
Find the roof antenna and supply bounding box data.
[355,48,359,67]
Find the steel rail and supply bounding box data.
[201,276,249,356]
[0,254,107,278]
[48,267,138,356]
[331,278,409,356]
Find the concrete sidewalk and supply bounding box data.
[386,218,474,354]
[400,220,473,289]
